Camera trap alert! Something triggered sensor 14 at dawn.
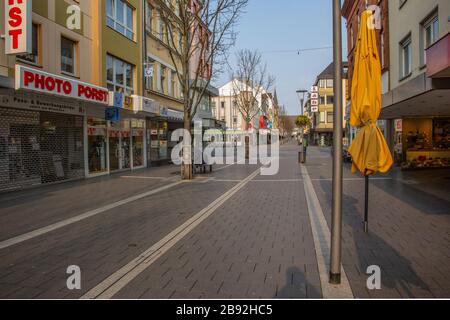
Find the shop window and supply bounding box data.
[87,118,107,174]
[61,37,77,75]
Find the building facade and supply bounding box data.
[309,62,349,147]
[0,0,217,193]
[382,0,450,169]
[212,79,277,142]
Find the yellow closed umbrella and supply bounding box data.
[348,10,392,176]
[348,10,393,232]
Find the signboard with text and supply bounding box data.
[15,65,109,105]
[5,0,32,55]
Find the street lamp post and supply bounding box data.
[330,0,344,285]
[296,90,308,161]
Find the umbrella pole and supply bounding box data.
[364,175,369,233]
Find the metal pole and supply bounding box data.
[364,176,369,233]
[330,0,343,285]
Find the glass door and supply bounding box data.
[121,132,131,170]
[109,130,120,171]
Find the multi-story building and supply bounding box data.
[143,0,218,165]
[212,79,277,138]
[0,0,113,192]
[381,0,450,169]
[309,62,349,147]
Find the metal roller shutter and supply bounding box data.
[0,107,85,192]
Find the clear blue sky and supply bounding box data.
[215,0,347,116]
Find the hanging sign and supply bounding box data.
[5,0,32,55]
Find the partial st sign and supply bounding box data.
[5,0,32,55]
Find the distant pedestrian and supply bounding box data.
[303,137,309,160]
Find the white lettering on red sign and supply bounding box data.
[15,65,109,105]
[5,0,32,55]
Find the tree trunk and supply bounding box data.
[181,112,193,180]
[245,121,250,160]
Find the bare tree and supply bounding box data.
[156,0,248,180]
[231,49,275,130]
[230,49,274,158]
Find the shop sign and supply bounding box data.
[15,65,109,105]
[311,106,319,113]
[5,0,32,55]
[310,92,319,99]
[311,86,318,93]
[132,95,159,115]
[109,92,124,108]
[160,106,169,117]
[0,93,85,116]
[395,119,403,132]
[105,107,120,121]
[311,99,319,106]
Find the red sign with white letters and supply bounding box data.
[15,65,109,105]
[5,0,32,55]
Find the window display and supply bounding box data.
[402,118,450,169]
[88,118,107,174]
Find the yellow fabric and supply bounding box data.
[348,10,393,176]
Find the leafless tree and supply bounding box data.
[157,0,248,180]
[230,49,274,158]
[231,49,275,131]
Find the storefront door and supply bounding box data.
[121,132,131,170]
[109,130,120,171]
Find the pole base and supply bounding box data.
[364,222,369,233]
[329,272,341,285]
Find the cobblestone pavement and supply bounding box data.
[304,146,450,298]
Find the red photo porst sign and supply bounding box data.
[15,65,110,105]
[5,0,32,55]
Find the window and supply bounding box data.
[320,95,326,105]
[107,54,134,95]
[421,13,439,66]
[61,37,77,75]
[221,102,225,109]
[326,79,333,88]
[319,79,326,88]
[145,58,155,91]
[171,71,176,98]
[320,111,325,123]
[145,1,152,33]
[400,36,412,79]
[107,0,134,40]
[17,23,39,64]
[327,112,334,124]
[160,66,167,93]
[327,95,334,105]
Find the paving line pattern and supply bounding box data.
[82,167,262,299]
[301,164,354,298]
[0,180,184,250]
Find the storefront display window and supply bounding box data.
[88,118,107,174]
[402,118,450,169]
[148,120,168,163]
[132,119,145,168]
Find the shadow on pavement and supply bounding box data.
[275,267,322,299]
[317,179,431,298]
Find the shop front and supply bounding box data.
[401,117,450,169]
[0,65,109,192]
[86,104,147,177]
